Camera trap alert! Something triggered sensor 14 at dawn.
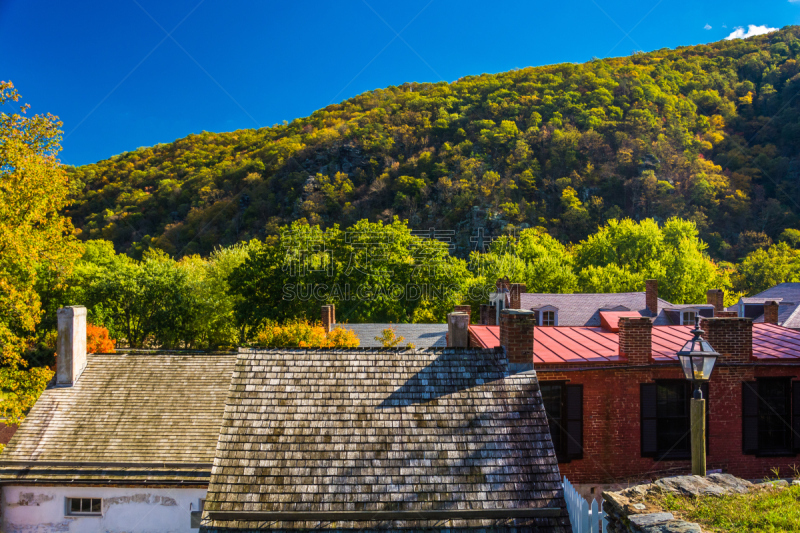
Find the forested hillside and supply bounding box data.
[67,26,800,259]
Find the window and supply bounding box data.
[191,499,206,529]
[682,311,696,325]
[540,382,582,462]
[743,379,800,456]
[541,311,556,326]
[66,498,101,516]
[641,381,708,460]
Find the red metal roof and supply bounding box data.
[599,311,641,332]
[468,323,800,364]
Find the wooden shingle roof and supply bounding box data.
[0,353,236,484]
[201,347,570,532]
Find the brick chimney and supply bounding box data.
[706,289,724,314]
[700,317,753,363]
[618,317,652,364]
[56,306,87,387]
[480,304,496,326]
[321,305,335,332]
[645,279,658,316]
[453,305,472,324]
[499,309,535,369]
[715,311,738,318]
[447,312,470,348]
[763,301,779,325]
[496,277,510,292]
[510,283,527,310]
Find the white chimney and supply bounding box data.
[56,306,87,386]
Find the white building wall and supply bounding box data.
[1,485,207,533]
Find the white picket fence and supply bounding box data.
[563,476,608,533]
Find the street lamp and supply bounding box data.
[676,316,719,476]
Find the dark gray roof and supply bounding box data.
[201,348,570,532]
[731,283,800,329]
[339,323,447,348]
[0,353,236,483]
[518,292,697,326]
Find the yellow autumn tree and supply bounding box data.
[255,319,359,348]
[0,81,82,423]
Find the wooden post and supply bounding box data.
[691,398,706,476]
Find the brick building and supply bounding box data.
[462,296,800,491]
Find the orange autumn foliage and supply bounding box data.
[86,323,116,354]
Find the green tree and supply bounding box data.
[0,81,82,423]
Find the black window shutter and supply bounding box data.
[641,383,657,457]
[565,385,583,460]
[702,382,710,454]
[793,381,800,452]
[742,382,759,455]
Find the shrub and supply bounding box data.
[87,324,116,354]
[255,320,359,348]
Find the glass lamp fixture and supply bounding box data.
[676,316,719,399]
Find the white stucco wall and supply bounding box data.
[1,486,207,533]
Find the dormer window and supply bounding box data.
[682,311,696,326]
[531,305,558,326]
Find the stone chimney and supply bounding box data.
[480,304,496,326]
[700,317,753,363]
[499,309,535,370]
[706,289,725,314]
[447,312,470,348]
[645,279,658,316]
[763,301,779,325]
[321,305,335,333]
[618,317,652,364]
[56,306,87,387]
[510,283,527,310]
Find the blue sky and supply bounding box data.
[2,0,799,166]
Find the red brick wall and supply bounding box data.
[510,284,526,310]
[701,318,753,362]
[706,289,724,313]
[538,364,800,483]
[321,305,334,332]
[646,280,658,315]
[499,310,534,364]
[764,302,779,324]
[618,317,652,364]
[453,305,472,324]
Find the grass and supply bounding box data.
[651,484,800,533]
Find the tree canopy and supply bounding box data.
[0,81,82,422]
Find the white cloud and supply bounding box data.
[704,23,712,30]
[725,24,778,40]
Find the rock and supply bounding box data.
[754,479,789,490]
[628,512,674,528]
[653,473,751,497]
[638,520,703,533]
[792,480,800,486]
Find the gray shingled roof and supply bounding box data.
[517,292,708,326]
[339,323,447,348]
[730,283,800,329]
[0,353,236,484]
[200,348,570,532]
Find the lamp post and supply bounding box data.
[676,317,719,476]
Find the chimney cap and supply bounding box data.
[57,306,87,317]
[501,309,535,316]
